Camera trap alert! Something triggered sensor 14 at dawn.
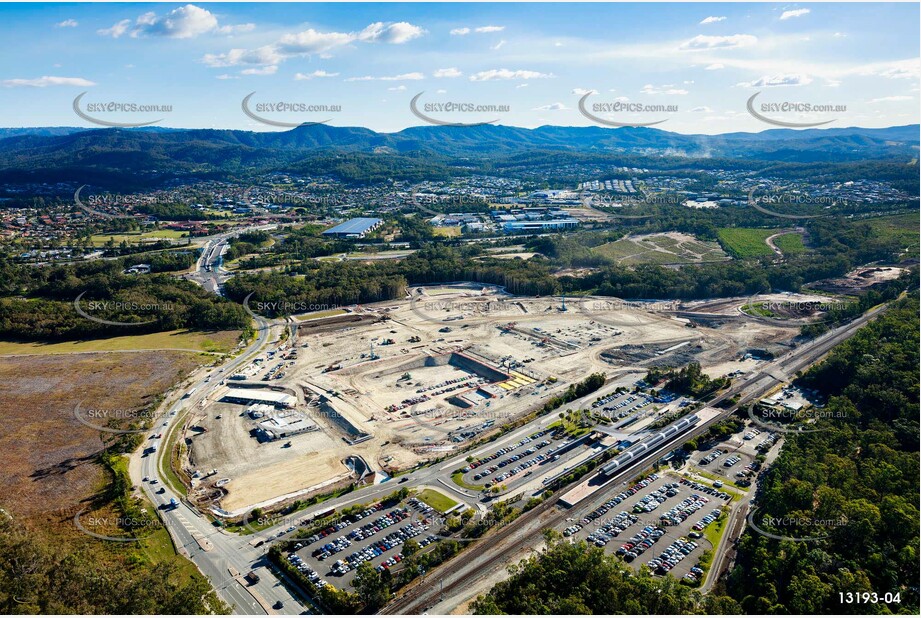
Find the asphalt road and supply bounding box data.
[132,273,887,615]
[381,303,888,614]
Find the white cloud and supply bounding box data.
[56,19,78,28]
[357,22,425,44]
[3,75,96,87]
[516,83,528,89]
[217,23,255,35]
[277,29,356,55]
[614,96,630,102]
[868,95,913,103]
[215,74,238,80]
[388,85,407,91]
[640,83,688,95]
[345,72,424,81]
[533,102,567,111]
[879,67,918,80]
[469,69,553,81]
[98,19,131,38]
[833,32,847,38]
[205,20,425,69]
[203,45,284,68]
[97,4,254,39]
[700,16,726,25]
[241,65,277,75]
[780,9,810,20]
[689,106,713,112]
[704,63,725,70]
[294,70,339,80]
[680,34,757,51]
[451,25,504,35]
[738,73,813,87]
[433,68,463,78]
[572,88,598,95]
[491,39,506,51]
[436,89,447,94]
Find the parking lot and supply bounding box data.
[591,390,656,429]
[457,428,583,490]
[559,472,733,583]
[288,496,441,591]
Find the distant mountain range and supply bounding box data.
[0,124,917,182]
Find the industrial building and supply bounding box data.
[321,217,384,238]
[503,219,580,233]
[220,388,296,408]
[256,410,318,441]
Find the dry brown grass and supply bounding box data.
[0,351,199,521]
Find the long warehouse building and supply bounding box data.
[321,217,384,238]
[220,388,296,408]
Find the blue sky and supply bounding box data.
[1,2,918,133]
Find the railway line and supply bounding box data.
[382,303,888,614]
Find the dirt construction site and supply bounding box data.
[183,284,817,516]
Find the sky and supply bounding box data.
[0,2,918,133]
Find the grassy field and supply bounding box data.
[0,329,240,356]
[866,212,920,259]
[433,226,462,238]
[417,488,459,513]
[773,233,807,255]
[295,308,348,321]
[90,230,189,246]
[716,228,777,258]
[594,233,728,265]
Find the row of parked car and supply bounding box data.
[334,523,434,575]
[646,537,700,574]
[658,494,711,527]
[286,553,328,589]
[598,394,651,420]
[407,497,436,518]
[575,473,660,528]
[345,508,412,543]
[679,478,732,501]
[755,432,778,452]
[692,508,723,532]
[722,455,742,468]
[615,525,667,561]
[311,508,411,560]
[742,427,762,441]
[465,431,553,473]
[303,502,390,546]
[586,511,641,546]
[632,483,681,513]
[698,449,724,466]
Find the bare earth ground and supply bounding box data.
[0,351,200,521]
[190,285,804,514]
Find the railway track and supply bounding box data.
[382,304,887,614]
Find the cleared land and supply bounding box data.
[90,230,189,246]
[0,329,239,356]
[0,350,218,603]
[594,232,729,265]
[186,284,805,514]
[0,351,200,517]
[716,228,777,258]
